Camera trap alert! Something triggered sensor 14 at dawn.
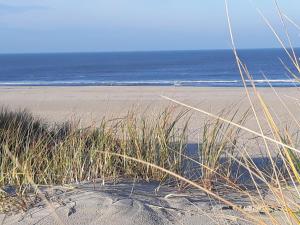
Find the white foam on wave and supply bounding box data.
[0,79,298,86]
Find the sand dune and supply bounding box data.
[2,180,262,225]
[1,86,299,224]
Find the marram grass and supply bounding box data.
[0,107,192,189]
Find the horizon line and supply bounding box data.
[0,47,299,55]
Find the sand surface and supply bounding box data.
[1,86,300,124]
[1,180,282,225]
[1,86,300,143]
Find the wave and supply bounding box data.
[0,79,298,87]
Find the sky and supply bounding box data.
[0,0,300,53]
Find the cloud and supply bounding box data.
[0,3,48,14]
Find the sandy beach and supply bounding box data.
[1,86,300,146]
[1,86,300,126]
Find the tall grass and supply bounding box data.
[0,107,190,191]
[1,106,270,224]
[199,109,248,189]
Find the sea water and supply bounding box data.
[0,49,299,87]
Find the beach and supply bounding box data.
[1,86,299,123]
[1,86,300,139]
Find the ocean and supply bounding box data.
[0,49,299,87]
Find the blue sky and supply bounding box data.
[0,0,299,53]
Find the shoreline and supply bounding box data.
[0,85,299,88]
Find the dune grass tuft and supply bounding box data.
[0,107,191,191]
